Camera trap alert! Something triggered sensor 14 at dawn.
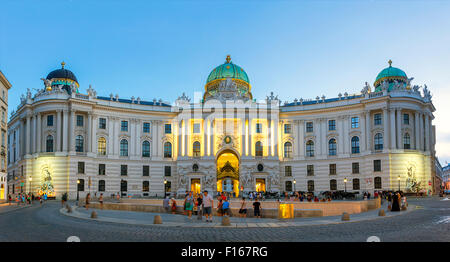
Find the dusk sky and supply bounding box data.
[1,0,449,164]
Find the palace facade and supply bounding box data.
[7,56,437,199]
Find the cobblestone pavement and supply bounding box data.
[0,197,448,242]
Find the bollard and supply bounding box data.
[90,211,98,218]
[378,209,385,216]
[154,215,162,224]
[341,212,350,221]
[221,216,231,226]
[66,204,72,213]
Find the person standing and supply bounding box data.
[171,198,177,214]
[99,193,104,209]
[222,198,230,216]
[85,193,91,210]
[217,198,223,217]
[239,197,247,218]
[163,196,170,213]
[186,191,194,219]
[391,193,400,212]
[253,198,262,218]
[196,194,203,220]
[202,190,214,222]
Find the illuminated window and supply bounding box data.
[403,133,411,149]
[351,136,360,154]
[255,141,263,157]
[97,137,106,155]
[374,133,383,150]
[142,141,150,157]
[284,142,292,158]
[306,140,314,157]
[120,139,128,156]
[46,135,54,152]
[307,180,314,192]
[164,142,172,158]
[328,138,337,155]
[75,135,84,152]
[143,181,150,192]
[193,141,201,157]
[353,178,360,190]
[330,179,337,190]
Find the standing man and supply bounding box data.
[202,190,214,223]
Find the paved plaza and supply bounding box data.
[0,197,449,242]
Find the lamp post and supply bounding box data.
[344,178,348,193]
[398,175,401,192]
[164,179,167,197]
[293,179,296,192]
[28,177,32,194]
[76,179,80,201]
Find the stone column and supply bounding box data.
[210,120,215,156]
[360,112,366,152]
[135,119,140,157]
[365,110,371,152]
[62,110,69,152]
[321,118,327,156]
[130,118,136,156]
[91,114,97,153]
[383,108,390,150]
[25,114,31,155]
[114,118,119,155]
[298,120,304,158]
[209,119,213,156]
[157,121,162,157]
[108,116,114,156]
[419,113,424,151]
[69,109,76,153]
[293,120,299,157]
[36,113,42,153]
[87,112,92,153]
[425,113,430,151]
[337,117,344,155]
[315,119,321,156]
[152,120,158,157]
[184,120,188,156]
[389,109,396,150]
[343,116,349,154]
[396,108,402,149]
[56,110,62,152]
[414,112,420,150]
[32,114,36,153]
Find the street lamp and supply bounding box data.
[28,177,32,194]
[398,175,401,192]
[293,179,296,192]
[164,179,167,197]
[76,179,80,201]
[344,178,348,193]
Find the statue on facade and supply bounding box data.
[380,80,389,91]
[412,85,420,94]
[361,82,371,95]
[423,84,432,101]
[269,171,280,186]
[178,172,187,188]
[406,77,414,87]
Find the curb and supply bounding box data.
[59,205,416,228]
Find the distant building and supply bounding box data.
[0,71,11,200]
[443,164,450,190]
[7,57,438,199]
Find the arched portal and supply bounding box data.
[216,149,240,197]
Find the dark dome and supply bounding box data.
[46,62,78,84]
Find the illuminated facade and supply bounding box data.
[0,71,10,200]
[7,57,437,199]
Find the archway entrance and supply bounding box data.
[216,150,239,197]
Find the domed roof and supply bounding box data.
[374,60,407,87]
[206,55,249,84]
[46,62,79,86]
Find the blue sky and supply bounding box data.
[1,0,450,164]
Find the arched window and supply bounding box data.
[353,178,360,190]
[164,142,172,158]
[75,135,84,152]
[328,138,337,156]
[403,133,411,149]
[142,141,150,157]
[374,177,382,189]
[120,139,128,156]
[284,142,292,158]
[98,180,105,192]
[285,181,292,192]
[97,137,106,155]
[255,141,263,157]
[351,136,360,154]
[374,133,383,150]
[193,141,201,157]
[307,180,315,192]
[46,135,54,152]
[306,140,315,157]
[330,179,337,191]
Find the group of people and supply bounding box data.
[386,191,407,212]
[8,193,47,206]
[162,191,264,221]
[282,192,332,202]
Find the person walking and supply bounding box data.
[8,194,11,205]
[253,198,262,218]
[85,193,91,210]
[163,196,170,213]
[186,191,194,219]
[391,193,400,212]
[202,190,214,222]
[222,198,230,216]
[171,198,177,214]
[239,197,247,218]
[196,193,203,220]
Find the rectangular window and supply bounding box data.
[329,164,336,175]
[143,181,150,192]
[143,122,150,133]
[255,123,262,133]
[77,162,85,174]
[47,115,53,126]
[98,164,106,175]
[143,165,149,176]
[351,117,359,128]
[164,166,171,177]
[285,166,292,177]
[99,118,106,129]
[403,114,409,125]
[76,115,84,127]
[284,124,292,134]
[121,121,128,132]
[307,165,314,176]
[374,160,381,172]
[374,113,382,125]
[121,165,128,176]
[193,123,201,134]
[352,162,359,174]
[164,124,172,134]
[328,120,336,131]
[306,122,313,133]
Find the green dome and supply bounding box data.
[206,55,249,84]
[374,60,407,88]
